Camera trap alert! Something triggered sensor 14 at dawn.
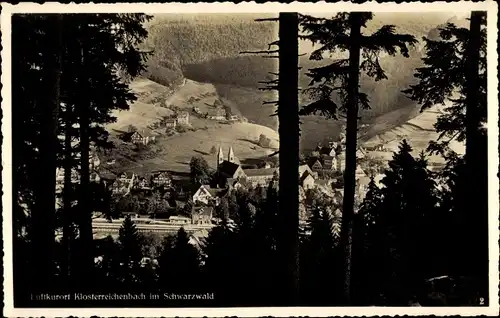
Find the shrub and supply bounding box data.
[175,125,187,133]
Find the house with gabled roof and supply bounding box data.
[243,168,278,187]
[300,170,315,190]
[299,164,314,179]
[150,171,172,188]
[308,157,324,172]
[164,118,177,130]
[321,155,337,170]
[131,128,157,145]
[318,145,337,157]
[176,111,189,125]
[112,171,135,195]
[192,185,228,206]
[225,177,251,191]
[191,206,214,225]
[134,176,151,190]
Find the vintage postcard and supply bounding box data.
[1,1,499,317]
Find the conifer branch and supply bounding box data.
[263,100,279,105]
[255,18,279,22]
[240,49,279,55]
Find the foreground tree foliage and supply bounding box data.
[299,12,417,303]
[158,227,201,292]
[117,216,144,288]
[403,11,489,301]
[12,13,151,296]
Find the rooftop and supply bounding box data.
[193,206,214,217]
[244,168,277,177]
[203,186,228,198]
[218,161,241,176]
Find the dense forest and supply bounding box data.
[10,11,490,309]
[139,13,466,136]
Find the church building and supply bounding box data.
[216,146,246,182]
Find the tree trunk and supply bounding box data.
[341,12,362,305]
[62,105,72,279]
[278,12,300,305]
[78,42,94,285]
[32,14,63,292]
[464,11,488,303]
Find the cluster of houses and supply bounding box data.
[189,146,350,210]
[55,149,102,193]
[307,141,368,173]
[195,100,239,121]
[103,169,215,225]
[163,111,190,130]
[73,138,383,228]
[121,111,191,146]
[106,170,174,196]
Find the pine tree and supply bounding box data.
[190,155,212,185]
[374,140,438,304]
[252,185,280,304]
[240,13,301,303]
[299,13,417,303]
[301,201,341,305]
[12,13,151,296]
[352,176,384,304]
[118,215,144,288]
[72,14,151,279]
[158,228,200,293]
[13,14,64,292]
[403,12,488,299]
[202,223,237,304]
[215,197,230,221]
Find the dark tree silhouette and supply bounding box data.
[190,155,213,185]
[403,11,488,302]
[301,196,342,305]
[276,12,301,305]
[241,13,301,303]
[36,14,63,291]
[158,228,201,292]
[369,140,439,304]
[352,176,383,304]
[13,13,152,296]
[71,14,151,280]
[118,216,144,288]
[299,12,417,303]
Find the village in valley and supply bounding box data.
[50,66,456,254]
[10,9,491,309]
[54,81,389,245]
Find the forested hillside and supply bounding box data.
[140,13,465,137]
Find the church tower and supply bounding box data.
[217,146,224,167]
[228,146,235,163]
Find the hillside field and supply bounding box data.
[363,104,465,164]
[106,122,278,174]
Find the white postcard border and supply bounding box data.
[1,1,498,317]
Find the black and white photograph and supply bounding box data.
[1,1,498,316]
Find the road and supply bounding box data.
[92,221,214,236]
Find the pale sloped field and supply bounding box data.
[105,77,278,174]
[135,122,278,173]
[363,104,465,164]
[107,101,175,132]
[107,78,176,132]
